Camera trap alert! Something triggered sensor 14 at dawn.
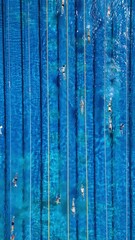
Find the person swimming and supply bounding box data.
[12,174,18,187]
[61,0,64,14]
[107,6,111,17]
[62,0,64,7]
[108,98,112,112]
[71,198,76,214]
[109,117,112,132]
[80,99,85,115]
[11,216,15,233]
[87,27,90,42]
[0,125,3,135]
[59,65,66,80]
[10,234,15,240]
[120,123,124,134]
[80,184,84,198]
[55,196,61,204]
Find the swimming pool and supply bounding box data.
[0,0,134,239]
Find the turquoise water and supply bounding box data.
[0,0,134,239]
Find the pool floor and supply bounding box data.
[0,0,135,239]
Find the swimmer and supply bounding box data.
[0,125,3,135]
[80,99,85,115]
[61,0,64,14]
[107,6,111,17]
[59,65,66,80]
[120,123,124,134]
[12,174,18,187]
[109,117,112,132]
[71,198,76,214]
[108,99,112,112]
[10,235,15,240]
[55,196,61,204]
[80,184,84,198]
[87,27,90,42]
[11,216,15,233]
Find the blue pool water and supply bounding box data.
[0,0,135,239]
